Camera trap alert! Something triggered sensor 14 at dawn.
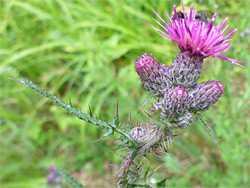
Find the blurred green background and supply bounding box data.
[1,0,249,187]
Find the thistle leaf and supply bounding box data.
[116,137,129,151]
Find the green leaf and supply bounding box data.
[115,137,129,150]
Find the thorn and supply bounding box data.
[92,135,106,143]
[172,133,183,137]
[168,131,172,140]
[9,78,22,84]
[138,120,141,127]
[144,162,152,178]
[144,111,152,119]
[144,154,151,161]
[112,148,118,152]
[130,112,132,125]
[139,162,146,171]
[168,123,176,130]
[153,164,164,173]
[111,137,122,143]
[178,179,182,188]
[69,97,72,106]
[168,152,175,160]
[115,101,119,119]
[88,105,92,116]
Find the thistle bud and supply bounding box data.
[151,86,189,121]
[163,86,189,115]
[130,127,147,145]
[189,80,224,112]
[135,53,172,96]
[172,112,193,129]
[168,52,203,88]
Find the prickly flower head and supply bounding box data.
[168,51,203,88]
[151,86,189,120]
[189,80,224,112]
[130,126,147,144]
[134,53,172,96]
[146,3,244,67]
[163,86,189,115]
[130,126,158,147]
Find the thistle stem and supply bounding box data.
[14,80,130,139]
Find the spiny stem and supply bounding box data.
[54,167,84,188]
[14,79,130,139]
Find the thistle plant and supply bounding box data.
[15,2,243,188]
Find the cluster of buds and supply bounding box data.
[134,3,243,129]
[136,50,225,129]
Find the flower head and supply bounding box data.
[130,126,147,145]
[168,51,203,88]
[189,80,224,112]
[162,86,189,115]
[146,3,244,67]
[134,53,172,96]
[151,86,189,121]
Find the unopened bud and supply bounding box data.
[189,80,224,112]
[151,86,189,121]
[135,53,172,96]
[162,86,189,116]
[130,127,147,145]
[169,52,203,88]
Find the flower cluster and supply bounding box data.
[134,3,242,129]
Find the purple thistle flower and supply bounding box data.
[134,53,172,96]
[189,80,224,112]
[145,3,244,67]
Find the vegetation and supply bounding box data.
[1,0,249,187]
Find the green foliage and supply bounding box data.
[1,0,249,187]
